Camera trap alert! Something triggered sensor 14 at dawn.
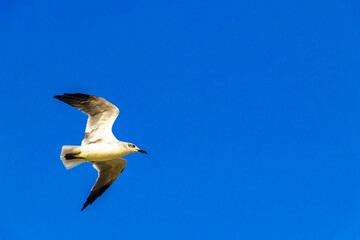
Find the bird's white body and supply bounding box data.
[81,143,128,160]
[62,142,133,162]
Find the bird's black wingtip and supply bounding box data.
[53,93,91,101]
[81,201,90,211]
[80,184,111,211]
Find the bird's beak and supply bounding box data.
[138,149,148,154]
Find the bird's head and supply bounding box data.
[127,142,147,154]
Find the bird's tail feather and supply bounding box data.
[60,146,85,170]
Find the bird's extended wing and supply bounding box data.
[54,93,119,144]
[81,158,127,211]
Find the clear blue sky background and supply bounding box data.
[1,0,360,239]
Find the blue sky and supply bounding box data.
[1,0,360,239]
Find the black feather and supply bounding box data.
[54,93,90,102]
[64,153,84,160]
[81,184,111,211]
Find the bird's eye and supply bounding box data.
[132,144,136,148]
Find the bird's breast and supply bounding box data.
[79,143,127,161]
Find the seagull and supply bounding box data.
[54,93,147,211]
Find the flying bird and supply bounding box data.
[54,93,147,211]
